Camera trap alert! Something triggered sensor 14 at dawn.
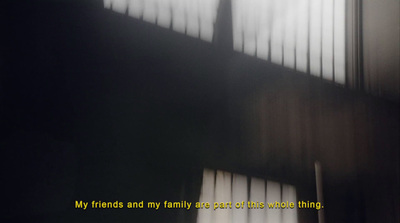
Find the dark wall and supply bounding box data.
[2,1,399,223]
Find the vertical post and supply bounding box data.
[346,0,363,90]
[315,161,325,223]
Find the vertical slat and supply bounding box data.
[142,0,157,24]
[186,0,200,37]
[214,170,232,223]
[256,0,270,60]
[243,0,257,56]
[104,0,112,9]
[171,0,186,34]
[266,181,282,223]
[283,0,296,69]
[296,0,309,72]
[282,184,298,223]
[128,0,144,19]
[197,169,216,223]
[157,0,172,28]
[199,0,219,42]
[271,0,284,65]
[111,0,128,14]
[309,0,322,77]
[315,162,325,223]
[232,173,248,223]
[232,0,244,51]
[249,177,266,223]
[322,0,334,80]
[334,0,346,84]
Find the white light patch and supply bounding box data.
[186,0,201,38]
[243,0,258,56]
[171,0,187,34]
[282,184,298,223]
[142,0,157,24]
[283,0,297,68]
[197,169,299,223]
[229,0,346,84]
[104,0,112,9]
[197,169,215,223]
[128,0,144,19]
[255,0,270,60]
[198,0,219,42]
[111,0,128,14]
[295,0,309,72]
[266,181,282,223]
[322,0,334,80]
[334,0,346,84]
[271,0,284,65]
[104,0,347,83]
[214,170,232,223]
[232,0,244,51]
[232,173,248,223]
[157,0,172,28]
[249,177,266,223]
[309,0,322,77]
